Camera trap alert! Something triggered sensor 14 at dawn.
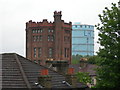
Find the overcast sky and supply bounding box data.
[0,0,119,56]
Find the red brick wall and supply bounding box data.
[26,11,72,65]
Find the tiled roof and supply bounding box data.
[69,64,97,76]
[1,53,69,88]
[1,53,87,88]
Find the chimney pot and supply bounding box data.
[68,68,74,75]
[40,69,48,75]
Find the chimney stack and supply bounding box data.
[38,69,52,88]
[65,68,77,88]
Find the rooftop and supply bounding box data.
[1,53,87,88]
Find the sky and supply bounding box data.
[0,0,119,57]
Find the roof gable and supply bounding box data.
[1,53,70,88]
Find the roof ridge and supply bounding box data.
[14,53,31,89]
[16,53,66,76]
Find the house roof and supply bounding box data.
[69,64,97,76]
[1,53,87,88]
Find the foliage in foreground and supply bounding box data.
[76,72,92,84]
[95,3,120,88]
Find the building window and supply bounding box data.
[51,35,54,41]
[33,36,42,42]
[32,29,35,33]
[67,48,69,57]
[36,36,39,41]
[38,29,40,33]
[65,30,70,34]
[34,47,36,58]
[33,36,36,42]
[48,29,50,32]
[51,29,53,32]
[64,48,67,58]
[75,25,77,28]
[39,35,42,41]
[48,29,54,33]
[38,47,42,57]
[36,29,43,33]
[40,29,43,33]
[64,36,67,42]
[48,48,53,58]
[32,29,43,33]
[80,25,82,28]
[84,31,87,36]
[35,30,38,33]
[64,36,70,42]
[48,35,50,41]
[64,48,69,58]
[48,35,54,41]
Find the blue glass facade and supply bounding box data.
[72,22,94,56]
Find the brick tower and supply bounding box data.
[26,11,72,65]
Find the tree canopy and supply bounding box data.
[95,3,120,88]
[76,72,92,84]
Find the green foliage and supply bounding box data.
[95,3,120,88]
[87,55,101,64]
[76,72,92,84]
[71,59,79,64]
[72,54,101,64]
[72,54,83,64]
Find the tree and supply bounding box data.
[72,54,83,64]
[95,3,120,88]
[87,55,101,64]
[76,72,92,84]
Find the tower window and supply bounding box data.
[48,29,54,33]
[39,35,42,41]
[64,36,70,42]
[34,47,36,58]
[37,29,43,33]
[48,35,50,41]
[36,36,39,41]
[51,35,54,41]
[35,30,38,33]
[64,48,69,58]
[38,47,42,57]
[48,29,50,32]
[40,29,43,33]
[64,48,67,58]
[32,29,35,33]
[48,48,53,58]
[51,29,53,32]
[33,36,36,42]
[38,29,40,33]
[65,30,70,34]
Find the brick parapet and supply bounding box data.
[26,20,54,28]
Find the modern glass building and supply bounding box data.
[72,22,94,56]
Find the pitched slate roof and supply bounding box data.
[1,53,87,88]
[79,64,97,76]
[1,53,71,88]
[69,64,97,76]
